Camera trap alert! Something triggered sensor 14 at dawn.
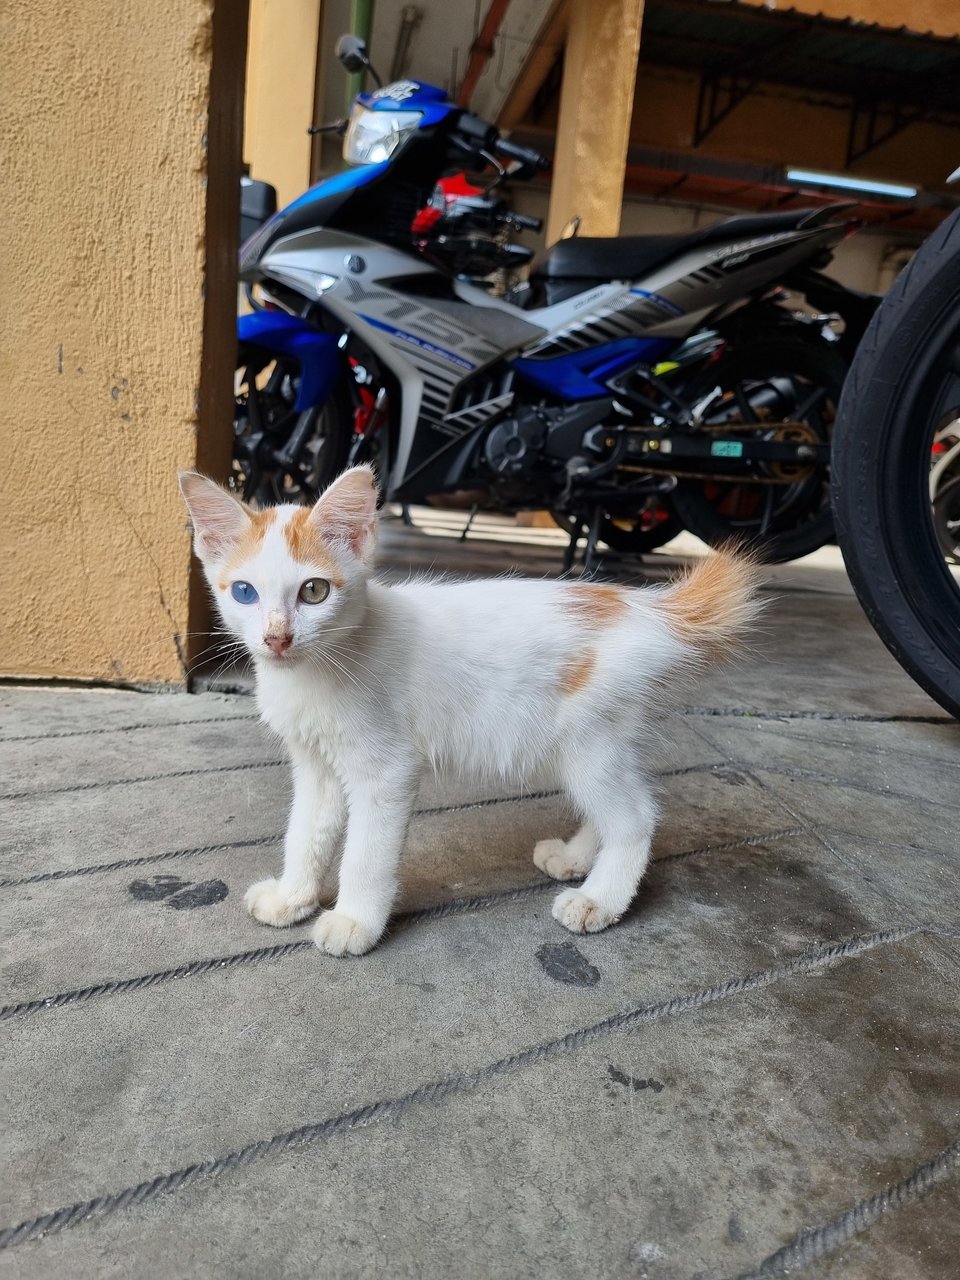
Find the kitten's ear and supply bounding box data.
[309,466,379,563]
[178,471,250,562]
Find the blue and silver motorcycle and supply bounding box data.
[237,35,876,563]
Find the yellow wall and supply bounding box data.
[0,0,247,686]
[244,0,323,209]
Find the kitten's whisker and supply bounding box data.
[321,645,394,693]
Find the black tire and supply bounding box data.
[831,208,960,719]
[233,346,353,505]
[670,338,847,563]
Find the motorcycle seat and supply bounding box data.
[532,207,831,282]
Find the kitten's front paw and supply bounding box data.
[312,910,379,957]
[244,878,317,928]
[534,838,589,882]
[552,888,620,935]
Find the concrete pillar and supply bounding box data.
[546,0,644,242]
[244,0,324,208]
[0,0,248,686]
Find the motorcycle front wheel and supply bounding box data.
[831,208,960,718]
[232,346,352,506]
[670,337,846,563]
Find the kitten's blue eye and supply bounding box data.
[230,581,259,605]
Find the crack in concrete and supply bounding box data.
[0,713,258,744]
[0,825,819,1014]
[0,758,284,804]
[736,1135,960,1279]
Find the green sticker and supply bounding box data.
[711,440,744,458]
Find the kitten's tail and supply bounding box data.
[657,546,765,666]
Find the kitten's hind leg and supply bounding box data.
[533,822,597,881]
[553,750,657,935]
[246,758,344,928]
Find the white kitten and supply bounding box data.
[179,466,761,957]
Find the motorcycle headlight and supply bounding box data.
[343,107,422,165]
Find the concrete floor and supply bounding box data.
[2,511,958,1279]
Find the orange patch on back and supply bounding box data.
[283,508,344,586]
[563,585,628,627]
[559,648,596,696]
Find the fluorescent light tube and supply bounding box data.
[785,168,917,199]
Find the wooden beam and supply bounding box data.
[498,0,570,131]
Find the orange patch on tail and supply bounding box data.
[659,548,763,664]
[563,584,628,627]
[559,648,597,696]
[283,508,345,586]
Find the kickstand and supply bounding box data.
[401,504,414,527]
[459,503,479,543]
[583,506,605,578]
[562,516,583,575]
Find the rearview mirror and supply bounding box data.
[336,34,370,75]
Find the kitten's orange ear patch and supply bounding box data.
[224,507,277,575]
[562,585,628,627]
[309,466,379,563]
[283,508,345,586]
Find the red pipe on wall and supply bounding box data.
[457,0,514,107]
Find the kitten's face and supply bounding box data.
[179,468,378,666]
[212,504,355,664]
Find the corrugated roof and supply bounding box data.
[642,0,960,115]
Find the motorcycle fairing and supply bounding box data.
[255,216,845,493]
[238,311,341,412]
[513,337,674,400]
[240,162,391,276]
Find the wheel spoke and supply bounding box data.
[758,485,776,537]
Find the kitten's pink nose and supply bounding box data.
[264,632,293,656]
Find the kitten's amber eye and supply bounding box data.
[298,578,330,605]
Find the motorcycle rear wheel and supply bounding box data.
[551,500,683,556]
[670,338,845,563]
[831,208,960,719]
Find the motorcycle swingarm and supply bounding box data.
[616,428,829,475]
[238,311,341,411]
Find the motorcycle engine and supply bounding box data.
[482,402,612,479]
[483,408,548,477]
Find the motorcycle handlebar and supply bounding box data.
[507,211,544,232]
[454,113,550,174]
[494,137,550,172]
